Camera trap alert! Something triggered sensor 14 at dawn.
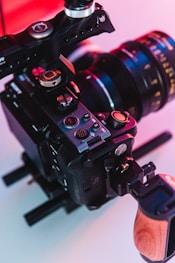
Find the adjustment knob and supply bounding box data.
[28,21,53,39]
[39,69,62,88]
[64,0,95,18]
[108,111,129,129]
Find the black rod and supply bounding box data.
[133,131,172,160]
[2,165,29,186]
[24,195,67,226]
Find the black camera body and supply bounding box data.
[1,55,137,208]
[0,2,121,208]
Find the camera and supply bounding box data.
[1,1,175,262]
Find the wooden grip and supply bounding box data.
[134,208,168,262]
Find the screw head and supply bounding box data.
[115,143,127,156]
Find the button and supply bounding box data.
[83,113,91,121]
[75,129,89,139]
[112,111,128,122]
[92,122,100,131]
[64,116,79,128]
[109,111,129,129]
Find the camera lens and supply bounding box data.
[75,31,175,121]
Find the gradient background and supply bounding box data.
[0,0,175,262]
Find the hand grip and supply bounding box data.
[134,207,168,262]
[133,174,175,262]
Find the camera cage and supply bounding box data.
[0,1,117,213]
[1,1,175,262]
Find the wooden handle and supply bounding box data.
[134,208,168,262]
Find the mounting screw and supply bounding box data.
[115,143,127,156]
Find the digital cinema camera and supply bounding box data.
[1,1,175,262]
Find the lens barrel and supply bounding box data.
[75,31,175,121]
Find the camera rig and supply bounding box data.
[1,1,175,262]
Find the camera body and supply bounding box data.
[1,56,137,208]
[0,2,121,207]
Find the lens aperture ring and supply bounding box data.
[117,41,165,118]
[137,31,175,107]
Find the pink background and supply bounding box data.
[0,1,175,262]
